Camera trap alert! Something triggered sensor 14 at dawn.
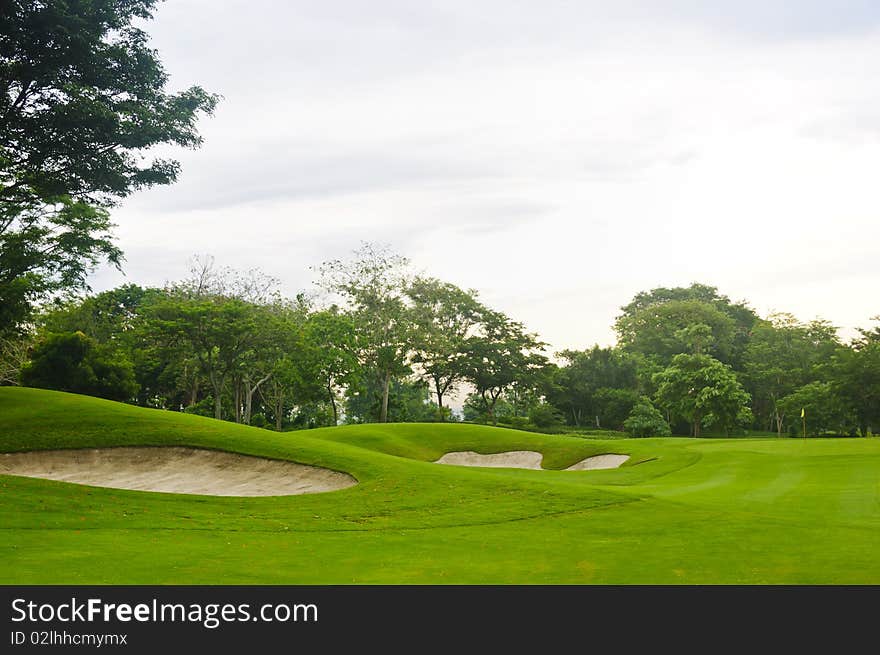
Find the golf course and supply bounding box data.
[2,386,878,585]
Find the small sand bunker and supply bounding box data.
[564,454,630,471]
[434,450,629,471]
[0,447,357,497]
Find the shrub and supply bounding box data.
[528,403,565,428]
[623,397,671,437]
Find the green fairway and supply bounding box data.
[1,387,878,584]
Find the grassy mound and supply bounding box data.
[1,387,879,583]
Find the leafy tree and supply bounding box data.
[301,309,360,426]
[615,283,758,368]
[462,392,513,424]
[146,296,258,420]
[832,340,880,437]
[39,284,154,340]
[459,310,546,425]
[234,302,302,425]
[623,397,671,437]
[20,330,137,400]
[743,313,842,436]
[0,0,218,207]
[318,243,412,422]
[778,382,856,437]
[0,0,217,334]
[593,387,640,430]
[407,276,485,418]
[543,346,638,426]
[654,353,751,437]
[345,377,436,424]
[528,402,564,428]
[856,316,880,345]
[616,299,737,365]
[34,283,177,407]
[0,200,124,335]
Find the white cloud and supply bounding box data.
[93,3,880,349]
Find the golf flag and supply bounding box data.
[801,408,805,418]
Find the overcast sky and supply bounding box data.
[91,0,880,349]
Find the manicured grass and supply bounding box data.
[1,387,878,583]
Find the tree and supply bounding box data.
[459,310,546,425]
[833,340,880,437]
[1,200,121,335]
[616,299,738,366]
[0,0,218,333]
[743,313,841,436]
[654,353,751,437]
[615,283,758,368]
[778,382,855,437]
[301,309,360,426]
[0,332,31,384]
[20,330,137,401]
[623,397,671,437]
[543,346,638,426]
[345,377,436,424]
[407,276,485,419]
[0,0,218,207]
[39,284,154,341]
[146,296,258,420]
[235,302,297,426]
[528,402,564,428]
[318,243,412,423]
[593,387,640,430]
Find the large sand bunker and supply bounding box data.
[434,450,629,471]
[0,447,357,496]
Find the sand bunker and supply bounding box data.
[434,450,629,471]
[0,447,357,497]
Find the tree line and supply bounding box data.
[3,250,878,438]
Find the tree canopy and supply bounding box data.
[5,248,877,439]
[0,0,217,335]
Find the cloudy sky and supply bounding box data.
[91,0,880,350]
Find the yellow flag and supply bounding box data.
[801,408,805,418]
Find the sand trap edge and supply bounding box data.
[0,446,358,497]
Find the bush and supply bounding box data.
[528,403,565,428]
[623,397,671,437]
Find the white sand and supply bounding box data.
[434,450,629,471]
[434,450,545,469]
[0,447,357,496]
[564,454,630,470]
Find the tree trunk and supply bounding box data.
[379,369,391,423]
[244,382,253,425]
[275,392,283,431]
[244,373,272,425]
[327,382,338,426]
[233,377,243,424]
[435,379,445,421]
[209,371,223,420]
[480,390,492,425]
[693,412,702,438]
[189,378,199,408]
[487,390,500,426]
